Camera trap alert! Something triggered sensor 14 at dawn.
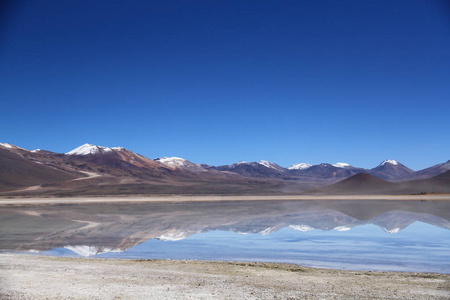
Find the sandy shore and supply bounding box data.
[1,194,450,205]
[1,254,449,300]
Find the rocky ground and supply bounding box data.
[1,254,449,300]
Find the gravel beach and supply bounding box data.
[1,254,449,300]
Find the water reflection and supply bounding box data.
[0,200,449,272]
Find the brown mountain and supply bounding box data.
[64,144,175,178]
[288,163,363,180]
[1,143,449,195]
[306,171,450,195]
[369,160,415,181]
[0,143,291,196]
[0,148,81,191]
[215,161,287,179]
[306,173,399,195]
[398,170,450,194]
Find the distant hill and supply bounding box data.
[412,160,450,180]
[398,170,450,194]
[306,173,398,195]
[306,171,450,195]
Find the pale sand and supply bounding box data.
[0,254,449,300]
[1,194,450,205]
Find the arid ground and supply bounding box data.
[1,254,449,300]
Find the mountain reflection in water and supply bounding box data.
[0,200,449,272]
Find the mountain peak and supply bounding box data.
[0,143,25,150]
[287,163,312,170]
[333,162,351,168]
[66,143,125,156]
[258,160,283,171]
[0,143,14,148]
[380,159,399,166]
[155,157,188,166]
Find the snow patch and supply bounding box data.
[258,160,283,171]
[380,159,399,166]
[333,162,351,168]
[288,163,312,170]
[0,143,13,148]
[66,143,124,155]
[228,161,248,168]
[258,160,274,168]
[0,143,25,150]
[155,157,188,166]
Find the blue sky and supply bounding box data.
[1,0,449,170]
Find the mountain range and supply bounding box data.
[0,142,449,196]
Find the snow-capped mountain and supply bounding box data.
[288,163,312,170]
[258,160,285,172]
[287,163,360,180]
[0,143,14,149]
[154,157,205,172]
[380,159,399,166]
[155,157,188,167]
[333,162,351,168]
[369,159,414,181]
[63,143,175,178]
[66,143,125,155]
[226,160,284,171]
[0,143,25,150]
[215,160,286,178]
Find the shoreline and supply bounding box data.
[1,194,450,205]
[1,254,449,299]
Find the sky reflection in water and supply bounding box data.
[45,222,449,273]
[2,200,449,273]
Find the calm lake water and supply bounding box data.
[1,200,449,273]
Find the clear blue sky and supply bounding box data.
[1,0,449,170]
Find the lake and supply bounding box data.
[0,200,449,273]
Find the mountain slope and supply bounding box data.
[215,161,287,178]
[306,171,450,195]
[369,159,414,181]
[0,148,80,191]
[154,157,206,172]
[413,160,450,180]
[63,143,175,178]
[288,163,363,180]
[398,170,450,194]
[306,173,399,195]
